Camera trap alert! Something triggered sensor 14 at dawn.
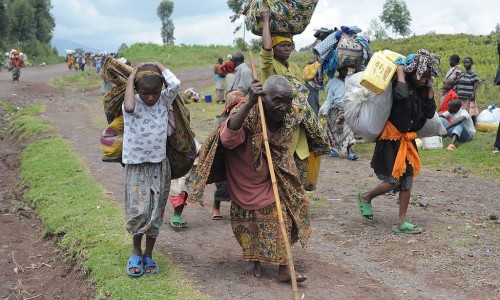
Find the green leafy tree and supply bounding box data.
[157,0,175,45]
[380,0,412,37]
[233,37,248,51]
[0,0,11,50]
[9,0,36,46]
[249,38,262,52]
[227,0,249,33]
[366,18,388,41]
[28,0,55,44]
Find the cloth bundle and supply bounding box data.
[100,115,124,162]
[243,0,318,36]
[336,34,363,68]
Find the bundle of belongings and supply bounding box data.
[181,88,200,104]
[313,26,372,79]
[100,56,197,179]
[243,0,319,36]
[343,50,446,142]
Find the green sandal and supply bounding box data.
[170,215,188,228]
[392,221,423,234]
[356,192,374,222]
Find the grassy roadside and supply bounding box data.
[7,104,207,300]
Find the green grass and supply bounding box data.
[49,70,103,91]
[0,101,18,114]
[4,103,52,139]
[354,131,500,179]
[4,106,207,299]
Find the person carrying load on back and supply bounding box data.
[356,49,437,234]
[122,62,181,277]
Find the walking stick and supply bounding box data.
[248,52,300,300]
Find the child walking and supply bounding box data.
[122,62,180,277]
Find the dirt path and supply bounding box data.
[1,64,499,299]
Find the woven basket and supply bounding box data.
[102,56,133,86]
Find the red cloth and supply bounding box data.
[221,61,235,74]
[438,89,458,113]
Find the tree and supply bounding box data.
[0,0,11,50]
[380,0,412,37]
[157,0,175,45]
[365,18,388,41]
[233,37,248,51]
[9,0,36,46]
[227,0,249,33]
[495,23,500,35]
[28,0,55,44]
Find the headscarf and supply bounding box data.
[135,70,162,81]
[272,36,293,47]
[405,49,439,80]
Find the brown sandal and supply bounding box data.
[211,209,223,220]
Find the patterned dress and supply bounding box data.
[189,76,329,263]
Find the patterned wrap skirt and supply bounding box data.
[326,106,356,155]
[230,201,295,265]
[124,158,171,238]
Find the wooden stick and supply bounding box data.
[248,52,299,300]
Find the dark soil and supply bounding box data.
[0,64,498,299]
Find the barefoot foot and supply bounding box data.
[243,261,261,277]
[278,264,307,283]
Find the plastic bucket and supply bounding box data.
[204,94,212,103]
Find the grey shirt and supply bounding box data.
[229,63,253,95]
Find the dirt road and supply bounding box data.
[0,64,499,299]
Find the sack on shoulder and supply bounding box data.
[168,95,197,179]
[337,34,363,68]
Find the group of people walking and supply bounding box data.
[117,9,498,288]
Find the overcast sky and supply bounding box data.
[51,0,500,52]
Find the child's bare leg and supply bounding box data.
[143,236,157,273]
[129,234,143,274]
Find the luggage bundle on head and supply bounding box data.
[243,0,319,36]
[336,34,363,69]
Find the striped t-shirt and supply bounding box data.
[456,70,478,99]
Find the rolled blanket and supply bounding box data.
[102,56,133,86]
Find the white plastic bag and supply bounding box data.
[344,72,393,142]
[477,108,500,124]
[416,112,447,138]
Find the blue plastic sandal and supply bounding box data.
[126,255,144,277]
[143,256,159,275]
[329,149,338,157]
[347,153,358,161]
